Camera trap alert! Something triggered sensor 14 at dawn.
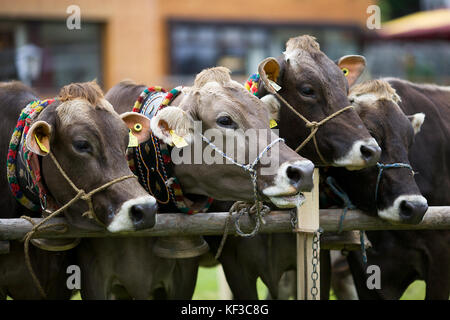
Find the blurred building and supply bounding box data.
[367,7,450,84]
[0,0,375,94]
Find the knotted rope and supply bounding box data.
[257,58,355,165]
[200,135,284,259]
[214,201,271,260]
[21,151,136,299]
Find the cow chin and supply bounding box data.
[378,194,428,224]
[269,193,306,209]
[261,160,313,208]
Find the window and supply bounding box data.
[169,21,362,78]
[0,20,102,95]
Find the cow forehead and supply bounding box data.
[285,50,344,88]
[56,98,118,127]
[195,81,267,117]
[354,97,412,145]
[350,80,401,104]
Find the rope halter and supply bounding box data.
[374,162,414,205]
[201,134,284,238]
[22,151,137,299]
[258,57,355,165]
[326,162,415,264]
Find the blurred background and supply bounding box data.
[0,0,449,300]
[0,0,449,97]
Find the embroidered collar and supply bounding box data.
[245,73,260,97]
[128,86,213,214]
[7,99,55,212]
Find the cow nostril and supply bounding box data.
[399,200,428,223]
[287,166,302,183]
[360,144,381,164]
[399,200,414,217]
[285,163,314,192]
[130,204,144,223]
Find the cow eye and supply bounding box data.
[216,116,237,129]
[299,85,315,98]
[73,140,92,153]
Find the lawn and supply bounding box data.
[192,266,428,300]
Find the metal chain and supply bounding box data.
[310,227,323,300]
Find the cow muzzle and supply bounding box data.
[378,194,428,224]
[108,195,158,232]
[262,160,315,208]
[334,138,381,170]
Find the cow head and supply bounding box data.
[258,35,381,170]
[27,81,157,232]
[150,67,314,208]
[329,80,427,224]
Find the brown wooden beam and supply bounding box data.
[0,206,449,240]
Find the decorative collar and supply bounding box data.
[246,73,278,129]
[245,73,260,97]
[128,86,213,214]
[7,99,55,212]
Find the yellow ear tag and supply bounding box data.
[134,123,143,132]
[268,80,282,92]
[34,134,49,154]
[169,130,188,148]
[269,119,278,128]
[342,68,349,77]
[128,130,139,148]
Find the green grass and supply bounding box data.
[192,266,431,300]
[400,280,426,300]
[192,266,268,300]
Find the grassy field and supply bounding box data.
[192,266,427,300]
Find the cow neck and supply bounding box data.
[7,99,58,214]
[129,86,213,214]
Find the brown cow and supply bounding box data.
[0,81,157,299]
[344,78,450,300]
[330,79,428,223]
[256,35,381,169]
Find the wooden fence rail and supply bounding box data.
[0,206,449,241]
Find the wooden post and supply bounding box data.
[297,168,320,300]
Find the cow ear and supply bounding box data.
[258,57,284,95]
[260,57,280,82]
[408,113,425,135]
[121,112,151,144]
[26,120,52,156]
[337,55,366,87]
[150,106,193,148]
[260,94,281,122]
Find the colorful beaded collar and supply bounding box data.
[245,73,260,97]
[129,86,213,214]
[7,99,55,211]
